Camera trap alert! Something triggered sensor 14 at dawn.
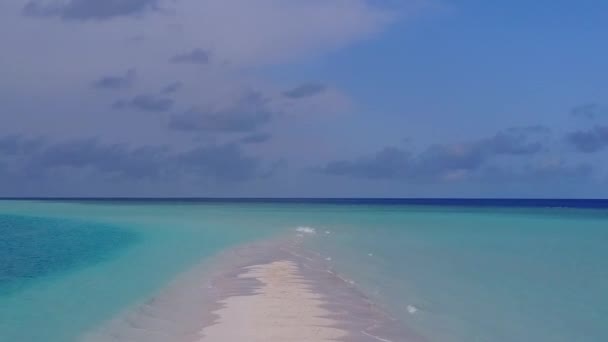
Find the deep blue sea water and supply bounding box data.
[1,199,607,341]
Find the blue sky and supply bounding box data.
[0,0,607,197]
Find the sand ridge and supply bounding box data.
[198,260,348,341]
[82,238,422,342]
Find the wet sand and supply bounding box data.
[198,260,347,341]
[84,235,425,342]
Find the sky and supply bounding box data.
[1,0,607,198]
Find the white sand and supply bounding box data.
[198,260,348,342]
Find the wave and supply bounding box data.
[295,226,317,234]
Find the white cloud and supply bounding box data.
[0,0,415,149]
[174,0,395,66]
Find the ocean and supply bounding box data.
[0,199,607,341]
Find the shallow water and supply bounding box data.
[302,206,608,342]
[1,200,607,341]
[0,201,283,341]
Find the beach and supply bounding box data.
[2,200,608,342]
[195,237,425,342]
[198,260,347,341]
[85,235,418,342]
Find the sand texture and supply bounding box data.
[82,238,425,342]
[198,260,347,341]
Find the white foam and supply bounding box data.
[295,226,317,234]
[406,305,419,314]
[361,330,394,342]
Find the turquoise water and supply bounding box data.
[303,206,608,342]
[1,201,607,341]
[0,201,284,341]
[0,215,138,295]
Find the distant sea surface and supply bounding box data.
[1,199,607,341]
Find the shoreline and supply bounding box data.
[198,260,347,341]
[84,232,424,342]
